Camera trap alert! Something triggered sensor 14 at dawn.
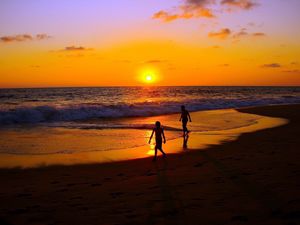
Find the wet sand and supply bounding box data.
[0,108,287,168]
[0,104,300,225]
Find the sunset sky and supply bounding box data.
[0,0,299,88]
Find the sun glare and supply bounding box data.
[146,75,153,82]
[143,73,155,83]
[140,68,159,84]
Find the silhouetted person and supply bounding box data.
[179,105,192,137]
[148,121,166,161]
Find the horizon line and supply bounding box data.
[1,85,300,90]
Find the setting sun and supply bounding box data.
[1,1,300,225]
[146,75,153,82]
[143,73,156,84]
[139,68,159,84]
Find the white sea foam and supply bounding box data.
[0,86,300,125]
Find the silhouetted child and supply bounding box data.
[148,121,166,161]
[179,105,192,136]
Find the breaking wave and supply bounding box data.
[1,96,300,124]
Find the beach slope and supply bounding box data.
[0,104,300,225]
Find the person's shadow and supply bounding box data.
[183,134,189,149]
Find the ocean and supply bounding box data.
[0,86,297,167]
[1,86,300,125]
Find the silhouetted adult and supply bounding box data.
[179,105,191,137]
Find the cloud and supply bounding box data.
[232,28,248,38]
[50,46,94,57]
[219,63,230,67]
[152,7,215,22]
[232,29,266,39]
[261,63,281,68]
[144,59,167,64]
[185,0,216,6]
[0,33,51,43]
[62,46,93,51]
[221,0,258,10]
[252,32,266,37]
[65,53,85,58]
[152,0,216,22]
[152,11,180,22]
[30,65,41,68]
[208,28,231,39]
[283,69,300,73]
[36,33,52,40]
[0,34,33,42]
[209,27,266,40]
[211,45,221,49]
[152,0,259,22]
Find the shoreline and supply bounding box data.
[0,107,287,168]
[0,104,299,224]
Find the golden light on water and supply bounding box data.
[145,130,155,155]
[147,143,155,155]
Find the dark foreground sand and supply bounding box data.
[0,104,300,225]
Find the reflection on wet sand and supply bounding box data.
[183,133,189,149]
[0,109,288,168]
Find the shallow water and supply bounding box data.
[1,86,295,167]
[0,109,288,168]
[0,109,260,155]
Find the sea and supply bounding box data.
[1,86,300,125]
[0,86,298,167]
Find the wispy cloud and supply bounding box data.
[152,11,180,22]
[65,53,85,58]
[63,46,93,51]
[233,29,266,39]
[36,34,52,40]
[232,28,248,38]
[51,46,94,53]
[219,63,230,67]
[283,69,300,73]
[30,65,41,68]
[221,0,258,10]
[208,27,266,40]
[252,32,266,37]
[0,33,51,43]
[50,46,94,58]
[211,45,222,49]
[208,28,231,39]
[152,0,259,22]
[152,7,215,22]
[144,59,168,64]
[0,34,32,42]
[261,63,281,68]
[152,0,216,22]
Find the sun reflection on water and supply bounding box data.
[147,144,155,156]
[145,130,155,155]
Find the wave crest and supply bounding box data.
[1,96,300,124]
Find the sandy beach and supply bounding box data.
[1,0,300,224]
[0,104,300,225]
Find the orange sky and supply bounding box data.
[0,0,300,88]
